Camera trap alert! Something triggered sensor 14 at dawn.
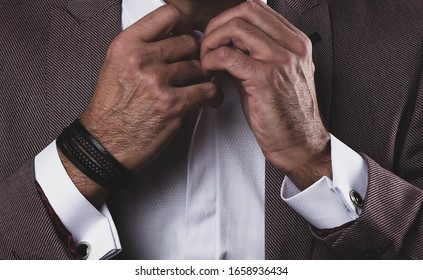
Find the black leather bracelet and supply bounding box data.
[70,120,129,176]
[57,119,133,192]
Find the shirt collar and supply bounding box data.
[122,0,165,30]
[122,0,267,30]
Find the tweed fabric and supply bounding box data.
[265,161,314,259]
[0,0,121,259]
[268,0,318,14]
[1,0,423,259]
[0,160,74,259]
[265,0,423,259]
[398,65,423,187]
[321,156,423,259]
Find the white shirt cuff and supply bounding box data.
[281,134,368,229]
[34,141,121,259]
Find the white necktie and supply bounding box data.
[186,72,265,259]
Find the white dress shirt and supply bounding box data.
[34,0,368,260]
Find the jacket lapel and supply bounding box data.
[268,0,333,127]
[299,0,333,128]
[284,0,319,14]
[265,0,334,259]
[45,0,121,138]
[46,0,335,259]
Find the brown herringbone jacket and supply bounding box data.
[1,0,423,259]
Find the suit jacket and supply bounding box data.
[1,0,423,259]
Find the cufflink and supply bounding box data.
[349,190,364,208]
[76,241,91,260]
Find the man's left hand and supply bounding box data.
[201,0,331,190]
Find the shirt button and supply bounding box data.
[349,190,364,208]
[76,242,91,260]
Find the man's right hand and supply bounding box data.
[60,5,220,206]
[82,5,219,172]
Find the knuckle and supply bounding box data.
[144,68,162,86]
[162,4,180,19]
[279,52,294,66]
[128,48,155,69]
[242,1,260,12]
[126,52,143,68]
[108,37,156,69]
[296,34,312,58]
[120,53,144,78]
[216,47,232,61]
[207,16,218,30]
[155,90,178,114]
[107,36,127,59]
[119,58,158,86]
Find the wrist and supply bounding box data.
[287,140,332,191]
[58,146,110,209]
[269,132,332,191]
[80,112,141,173]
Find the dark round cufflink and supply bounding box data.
[76,241,91,260]
[349,190,364,208]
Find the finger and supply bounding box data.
[201,18,279,62]
[203,1,300,52]
[201,46,264,81]
[154,35,199,63]
[167,60,205,87]
[126,5,193,42]
[175,82,222,111]
[251,0,299,33]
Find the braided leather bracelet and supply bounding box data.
[57,119,133,192]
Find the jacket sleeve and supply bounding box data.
[317,155,423,259]
[0,159,77,260]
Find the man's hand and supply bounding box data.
[61,5,220,206]
[82,5,219,172]
[201,0,331,190]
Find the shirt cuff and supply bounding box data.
[35,141,121,259]
[281,134,368,229]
